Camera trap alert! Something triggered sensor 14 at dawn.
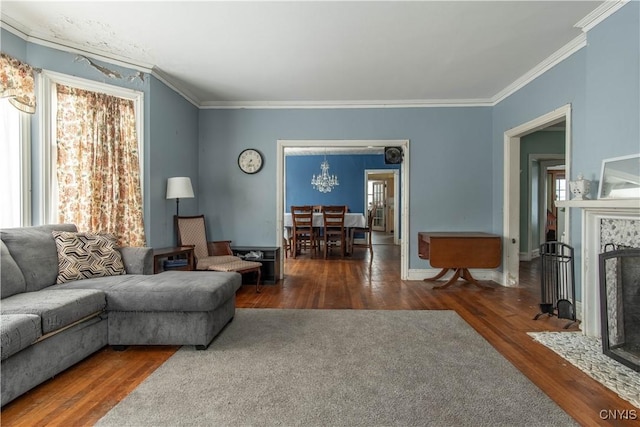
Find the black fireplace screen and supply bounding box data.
[599,247,640,372]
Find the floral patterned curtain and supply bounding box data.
[0,53,37,114]
[56,84,145,246]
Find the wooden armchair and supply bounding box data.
[175,215,263,292]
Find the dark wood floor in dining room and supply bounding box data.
[1,243,636,426]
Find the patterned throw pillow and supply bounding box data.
[52,231,126,284]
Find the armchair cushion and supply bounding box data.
[196,255,239,270]
[207,258,262,273]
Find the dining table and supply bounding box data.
[284,212,366,229]
[283,213,366,253]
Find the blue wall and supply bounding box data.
[285,154,400,212]
[583,1,640,177]
[148,77,199,247]
[198,107,494,267]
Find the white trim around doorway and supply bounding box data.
[276,139,410,279]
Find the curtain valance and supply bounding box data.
[1,52,37,114]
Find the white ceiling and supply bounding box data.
[1,1,609,108]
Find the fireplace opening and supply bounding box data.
[599,247,640,372]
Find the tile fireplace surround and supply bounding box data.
[556,199,640,338]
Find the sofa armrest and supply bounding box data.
[119,247,153,275]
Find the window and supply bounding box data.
[555,174,566,201]
[40,71,145,245]
[0,98,31,227]
[553,171,567,200]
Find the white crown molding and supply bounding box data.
[0,15,30,40]
[1,17,201,107]
[1,2,627,110]
[0,17,154,74]
[200,98,493,109]
[575,0,629,33]
[491,33,587,106]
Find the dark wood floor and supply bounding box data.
[2,244,636,426]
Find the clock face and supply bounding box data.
[238,149,263,174]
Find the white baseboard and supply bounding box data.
[519,252,532,261]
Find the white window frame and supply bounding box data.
[38,70,144,224]
[0,98,31,227]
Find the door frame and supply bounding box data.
[277,139,409,279]
[364,169,400,243]
[503,104,572,286]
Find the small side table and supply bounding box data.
[231,246,281,284]
[153,246,195,274]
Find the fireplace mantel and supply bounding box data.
[556,198,640,338]
[556,199,640,209]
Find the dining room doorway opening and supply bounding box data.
[277,139,410,279]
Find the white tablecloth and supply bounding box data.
[284,213,366,229]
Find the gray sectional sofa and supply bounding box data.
[0,224,242,407]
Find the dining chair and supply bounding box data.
[321,205,347,259]
[175,215,263,291]
[312,205,323,213]
[290,205,316,258]
[349,208,374,255]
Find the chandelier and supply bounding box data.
[311,155,339,193]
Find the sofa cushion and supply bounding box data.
[55,271,242,312]
[1,224,77,292]
[1,289,106,334]
[1,314,42,360]
[1,240,26,298]
[53,231,126,284]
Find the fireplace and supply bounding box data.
[553,199,640,338]
[599,247,640,372]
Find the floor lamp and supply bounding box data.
[166,177,194,216]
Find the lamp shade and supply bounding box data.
[166,177,194,199]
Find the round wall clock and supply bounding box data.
[238,148,264,174]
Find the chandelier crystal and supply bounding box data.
[311,155,339,193]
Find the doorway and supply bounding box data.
[541,162,567,244]
[503,105,572,286]
[522,154,565,261]
[365,169,400,244]
[277,140,409,279]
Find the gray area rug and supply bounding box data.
[98,309,575,426]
